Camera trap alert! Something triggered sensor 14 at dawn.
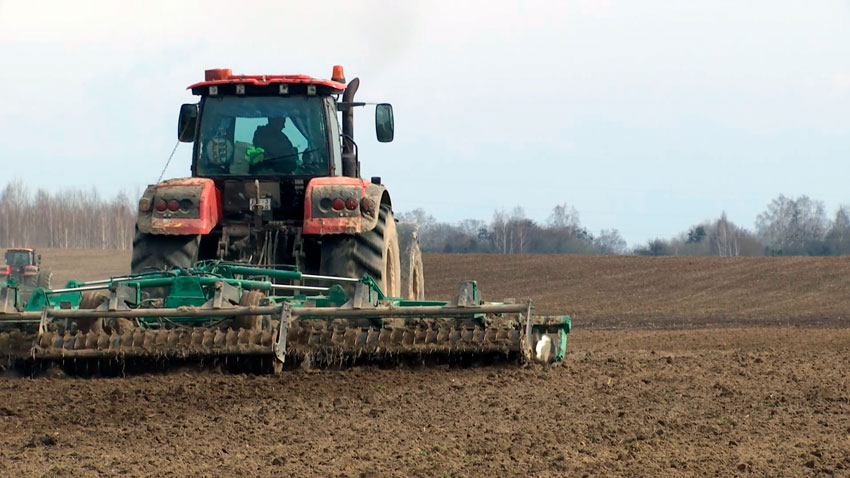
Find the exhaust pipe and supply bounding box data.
[341,78,360,178]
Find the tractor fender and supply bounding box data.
[136,178,221,235]
[303,177,391,235]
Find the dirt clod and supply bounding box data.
[25,434,58,448]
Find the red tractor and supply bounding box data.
[132,66,424,299]
[0,248,52,289]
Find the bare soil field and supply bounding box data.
[40,249,850,326]
[426,253,850,327]
[39,248,131,286]
[2,249,849,477]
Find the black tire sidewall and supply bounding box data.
[319,205,401,297]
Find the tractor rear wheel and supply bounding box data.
[131,228,200,273]
[36,269,53,289]
[319,204,401,297]
[397,223,425,300]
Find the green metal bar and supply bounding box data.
[124,278,185,288]
[0,302,530,320]
[218,265,302,281]
[121,276,274,291]
[198,277,273,290]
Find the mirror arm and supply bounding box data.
[337,102,366,111]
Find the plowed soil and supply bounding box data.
[2,249,849,477]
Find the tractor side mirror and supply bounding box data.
[37,254,41,265]
[178,104,199,142]
[375,103,394,143]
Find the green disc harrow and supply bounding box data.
[0,262,570,374]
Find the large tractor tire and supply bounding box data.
[22,275,37,288]
[397,222,425,300]
[36,269,53,289]
[319,204,401,298]
[131,228,200,273]
[131,228,200,302]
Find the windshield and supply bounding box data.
[5,251,30,266]
[196,96,329,176]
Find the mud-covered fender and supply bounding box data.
[136,178,221,235]
[303,177,390,235]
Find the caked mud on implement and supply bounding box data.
[0,263,570,374]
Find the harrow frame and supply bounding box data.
[0,262,571,368]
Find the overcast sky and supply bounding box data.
[1,0,848,246]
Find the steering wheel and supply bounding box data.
[205,138,234,167]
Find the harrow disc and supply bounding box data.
[0,315,567,375]
[0,264,571,375]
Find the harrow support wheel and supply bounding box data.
[76,290,108,334]
[398,222,425,300]
[72,291,134,335]
[234,290,267,331]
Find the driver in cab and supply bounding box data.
[249,117,299,174]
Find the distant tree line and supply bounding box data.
[634,212,765,257]
[630,195,850,256]
[401,195,850,257]
[0,180,136,249]
[398,204,628,255]
[2,179,849,257]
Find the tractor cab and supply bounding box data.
[4,248,36,269]
[1,248,50,289]
[179,66,393,181]
[190,87,342,178]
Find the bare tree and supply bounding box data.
[712,212,739,257]
[593,229,627,254]
[396,208,436,229]
[491,210,510,253]
[0,181,136,250]
[547,203,580,229]
[756,195,827,255]
[825,205,850,255]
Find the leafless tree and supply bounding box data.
[712,212,739,257]
[756,195,827,255]
[547,203,580,229]
[491,210,510,253]
[825,205,850,255]
[593,229,627,254]
[0,181,136,250]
